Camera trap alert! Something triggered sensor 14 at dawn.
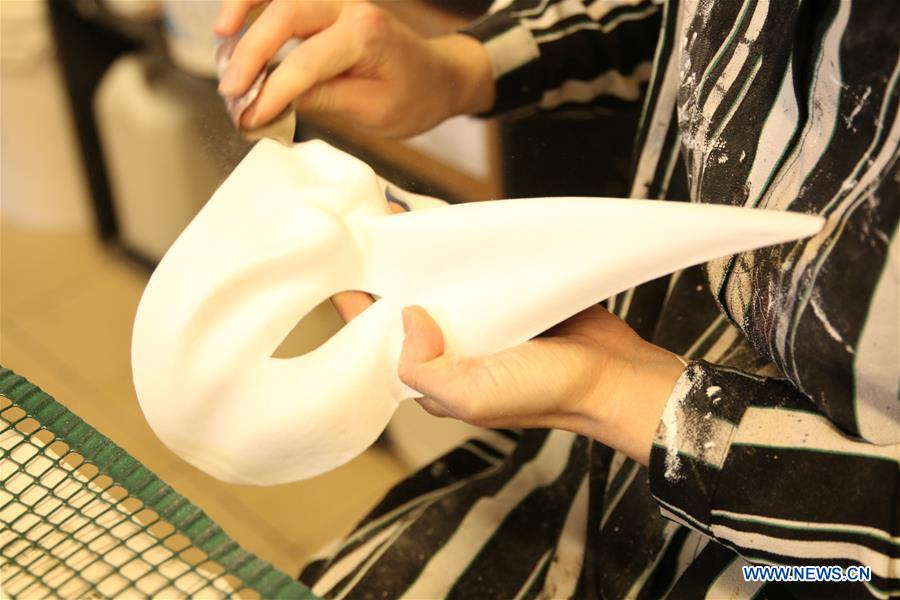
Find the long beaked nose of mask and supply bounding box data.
[132,139,824,486]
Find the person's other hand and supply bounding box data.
[215,0,494,137]
[330,200,406,321]
[398,304,685,466]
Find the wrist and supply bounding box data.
[580,342,685,466]
[430,34,495,117]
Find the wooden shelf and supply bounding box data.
[301,114,503,202]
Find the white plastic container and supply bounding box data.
[160,0,220,78]
[106,0,161,22]
[0,0,91,230]
[94,54,232,260]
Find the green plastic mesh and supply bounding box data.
[0,366,318,599]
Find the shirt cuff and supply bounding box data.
[648,360,749,533]
[458,12,542,117]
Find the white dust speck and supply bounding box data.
[706,385,722,398]
[717,154,729,164]
[810,295,846,346]
[703,441,716,450]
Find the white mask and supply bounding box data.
[132,139,822,486]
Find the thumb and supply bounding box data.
[398,305,444,371]
[398,306,503,423]
[398,305,470,402]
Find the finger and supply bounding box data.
[388,201,408,214]
[219,2,296,95]
[329,202,402,322]
[397,306,476,404]
[290,77,361,119]
[241,18,364,128]
[221,1,342,97]
[331,291,375,323]
[399,306,445,364]
[398,311,556,423]
[296,76,418,138]
[416,397,452,418]
[291,77,397,136]
[214,0,263,37]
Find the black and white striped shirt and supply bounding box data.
[301,1,899,597]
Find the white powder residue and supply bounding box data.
[661,372,694,482]
[717,154,729,164]
[843,86,871,131]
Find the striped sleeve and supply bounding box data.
[459,0,664,117]
[649,360,900,599]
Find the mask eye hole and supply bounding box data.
[271,291,378,359]
[384,188,411,212]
